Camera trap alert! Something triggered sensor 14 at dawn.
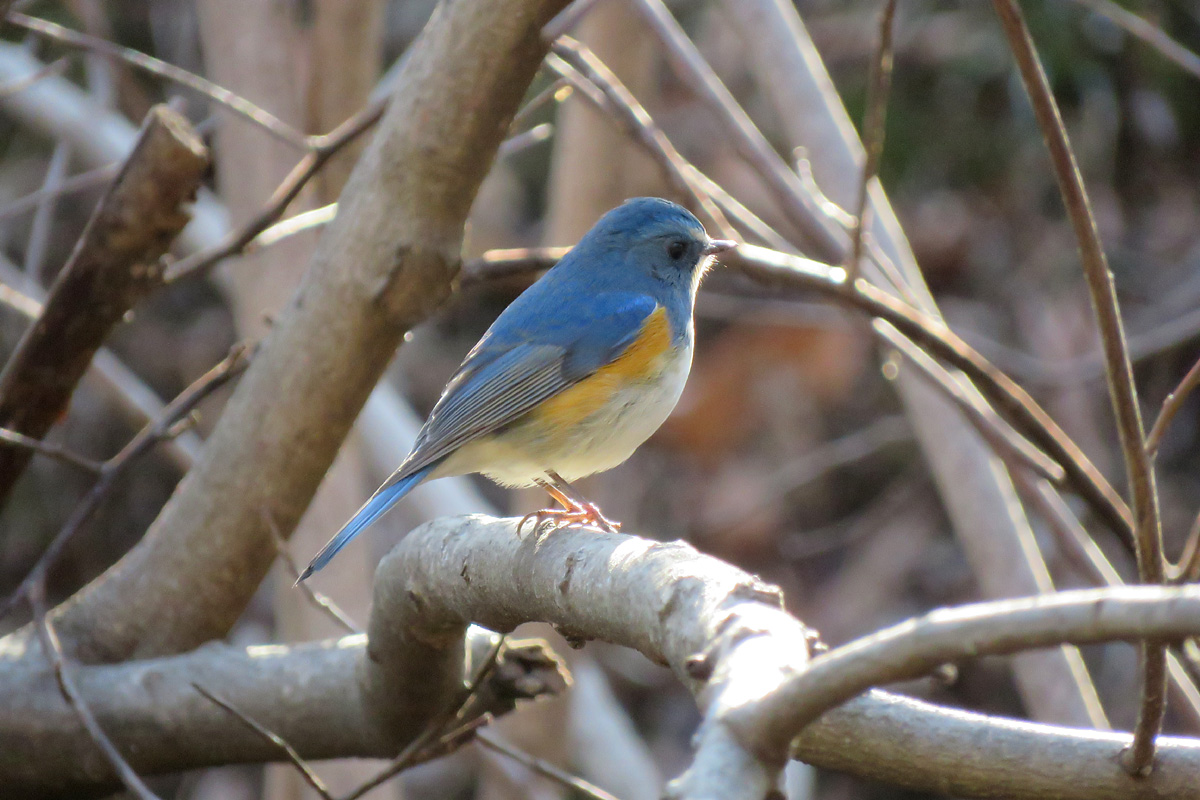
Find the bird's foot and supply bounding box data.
[516,503,621,537]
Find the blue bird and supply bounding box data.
[298,197,735,582]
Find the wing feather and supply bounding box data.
[396,292,660,477]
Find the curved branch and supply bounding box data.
[6,517,1200,799]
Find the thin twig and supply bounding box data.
[0,427,103,473]
[847,0,897,282]
[1169,511,1200,585]
[630,0,846,258]
[341,635,508,800]
[0,53,70,97]
[510,77,572,131]
[1069,0,1200,81]
[0,162,119,223]
[476,730,621,800]
[992,0,1165,774]
[545,45,785,249]
[1146,353,1200,459]
[22,140,71,277]
[875,320,1064,483]
[263,509,360,635]
[30,583,162,800]
[193,683,334,800]
[496,121,553,158]
[9,12,310,149]
[548,39,735,240]
[0,344,253,621]
[163,99,386,283]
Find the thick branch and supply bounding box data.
[6,517,1200,799]
[0,104,206,505]
[0,628,565,799]
[45,0,570,664]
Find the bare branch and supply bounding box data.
[1146,353,1200,459]
[1,345,252,622]
[264,511,360,635]
[193,683,334,800]
[992,0,1166,773]
[739,585,1200,759]
[547,38,735,240]
[0,104,207,506]
[0,54,70,97]
[1069,0,1200,82]
[847,0,896,282]
[630,0,846,257]
[163,99,386,283]
[0,427,103,473]
[875,320,1064,484]
[476,730,621,800]
[9,12,310,149]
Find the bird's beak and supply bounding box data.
[703,239,738,256]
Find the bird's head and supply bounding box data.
[577,197,736,293]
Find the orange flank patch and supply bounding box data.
[535,306,672,429]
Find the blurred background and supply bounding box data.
[1,1,1199,798]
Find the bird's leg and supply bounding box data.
[517,476,622,535]
[545,470,621,533]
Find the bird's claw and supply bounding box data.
[517,504,621,537]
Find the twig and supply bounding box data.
[0,260,202,471]
[547,39,735,240]
[30,583,162,800]
[476,730,621,800]
[0,427,103,473]
[193,683,334,800]
[630,0,846,258]
[1069,0,1200,82]
[163,99,386,283]
[496,121,553,158]
[847,0,897,282]
[543,46,786,249]
[0,104,208,506]
[263,510,360,635]
[875,320,1064,484]
[22,140,71,277]
[992,0,1165,774]
[0,54,69,97]
[1169,511,1200,585]
[0,162,118,223]
[1146,353,1200,459]
[542,0,604,41]
[0,344,252,622]
[341,635,508,800]
[9,12,309,149]
[510,77,572,132]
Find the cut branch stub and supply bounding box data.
[0,104,207,504]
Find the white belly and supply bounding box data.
[437,340,693,486]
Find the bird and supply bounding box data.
[298,197,736,582]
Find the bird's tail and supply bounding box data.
[297,463,436,583]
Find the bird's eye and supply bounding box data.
[667,240,686,260]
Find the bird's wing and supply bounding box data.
[394,292,661,478]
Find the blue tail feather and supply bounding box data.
[297,463,436,583]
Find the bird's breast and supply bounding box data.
[534,306,678,432]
